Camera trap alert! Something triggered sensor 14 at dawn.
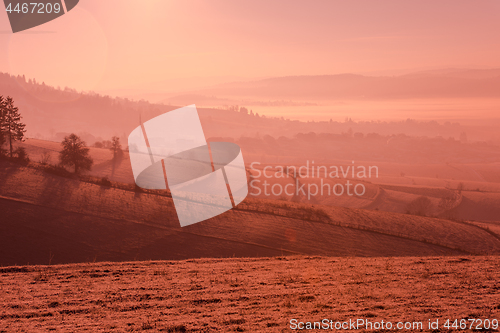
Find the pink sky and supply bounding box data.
[1,0,500,92]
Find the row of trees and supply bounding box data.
[1,95,123,175]
[59,134,122,173]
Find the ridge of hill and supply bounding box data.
[1,159,500,266]
[15,138,500,225]
[2,71,500,145]
[196,69,500,100]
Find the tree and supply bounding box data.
[439,192,459,211]
[0,96,5,155]
[59,134,93,173]
[0,96,26,158]
[109,136,122,160]
[109,136,123,177]
[459,132,468,144]
[406,196,433,216]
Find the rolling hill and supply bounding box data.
[1,158,500,267]
[194,69,500,100]
[2,71,500,145]
[15,138,500,224]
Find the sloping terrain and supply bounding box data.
[18,138,500,224]
[450,192,500,222]
[0,256,499,332]
[1,160,500,266]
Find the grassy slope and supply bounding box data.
[451,192,500,222]
[0,256,499,332]
[1,160,500,266]
[19,139,500,224]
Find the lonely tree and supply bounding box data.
[0,96,26,158]
[59,134,93,173]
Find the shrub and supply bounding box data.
[40,151,51,165]
[166,324,186,332]
[44,164,73,178]
[406,196,433,216]
[100,176,112,187]
[13,146,29,163]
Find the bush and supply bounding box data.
[406,196,433,216]
[13,147,29,164]
[100,176,112,187]
[39,151,51,165]
[44,164,73,178]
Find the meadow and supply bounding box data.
[1,256,499,332]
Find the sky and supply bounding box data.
[0,0,499,93]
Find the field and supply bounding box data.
[1,256,499,332]
[2,159,500,267]
[18,138,500,225]
[1,139,499,332]
[2,12,500,332]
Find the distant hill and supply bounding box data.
[195,69,500,100]
[0,72,178,143]
[1,71,500,144]
[401,68,500,80]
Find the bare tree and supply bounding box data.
[40,151,51,165]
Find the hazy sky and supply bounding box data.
[1,0,499,92]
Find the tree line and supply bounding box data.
[1,95,122,174]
